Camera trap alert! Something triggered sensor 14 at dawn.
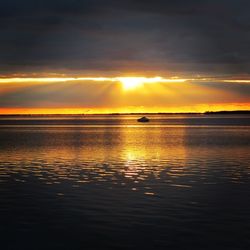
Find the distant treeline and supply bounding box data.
[204,110,250,115]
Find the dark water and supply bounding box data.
[0,114,250,249]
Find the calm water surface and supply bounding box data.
[0,115,250,249]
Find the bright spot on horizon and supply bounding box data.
[117,77,187,90]
[118,77,146,90]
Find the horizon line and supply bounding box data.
[0,110,250,116]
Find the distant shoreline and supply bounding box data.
[0,110,249,117]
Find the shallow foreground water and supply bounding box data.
[0,114,250,249]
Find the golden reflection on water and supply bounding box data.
[0,125,250,187]
[120,127,187,181]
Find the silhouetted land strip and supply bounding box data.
[204,110,250,115]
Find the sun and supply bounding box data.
[116,76,183,90]
[117,77,145,90]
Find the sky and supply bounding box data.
[0,0,250,113]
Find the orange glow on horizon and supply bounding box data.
[1,103,250,115]
[0,75,249,115]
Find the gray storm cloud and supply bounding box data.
[0,0,250,75]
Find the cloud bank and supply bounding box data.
[1,0,250,75]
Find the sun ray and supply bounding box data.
[0,76,250,90]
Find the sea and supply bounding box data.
[0,114,250,249]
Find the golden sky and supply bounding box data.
[0,75,249,114]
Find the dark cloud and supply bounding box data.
[0,0,250,74]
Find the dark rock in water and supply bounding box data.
[137,116,149,122]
